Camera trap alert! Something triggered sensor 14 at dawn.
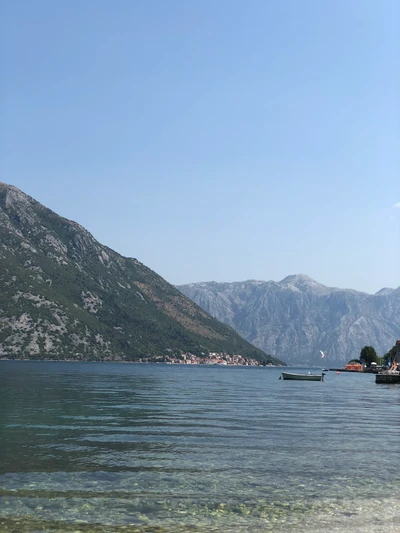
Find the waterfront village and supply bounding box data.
[137,352,280,366]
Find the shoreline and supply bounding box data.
[0,358,283,367]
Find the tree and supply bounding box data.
[360,346,377,367]
[382,344,397,366]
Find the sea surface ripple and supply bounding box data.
[1,361,400,532]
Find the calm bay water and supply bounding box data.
[1,361,400,532]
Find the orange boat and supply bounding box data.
[344,363,363,372]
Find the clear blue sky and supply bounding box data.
[1,0,399,293]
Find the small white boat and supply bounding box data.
[280,371,325,381]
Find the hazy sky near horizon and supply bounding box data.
[1,0,399,294]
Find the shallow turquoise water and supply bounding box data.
[1,361,400,532]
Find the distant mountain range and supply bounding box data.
[178,275,400,366]
[0,183,280,363]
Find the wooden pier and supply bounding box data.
[375,373,400,384]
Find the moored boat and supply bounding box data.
[281,371,325,381]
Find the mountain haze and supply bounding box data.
[178,276,400,366]
[0,183,280,363]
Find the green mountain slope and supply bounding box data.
[0,183,282,363]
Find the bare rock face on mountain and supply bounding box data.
[0,183,276,362]
[178,276,400,366]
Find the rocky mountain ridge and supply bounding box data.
[178,275,400,365]
[0,183,279,363]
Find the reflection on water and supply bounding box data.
[1,361,400,532]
